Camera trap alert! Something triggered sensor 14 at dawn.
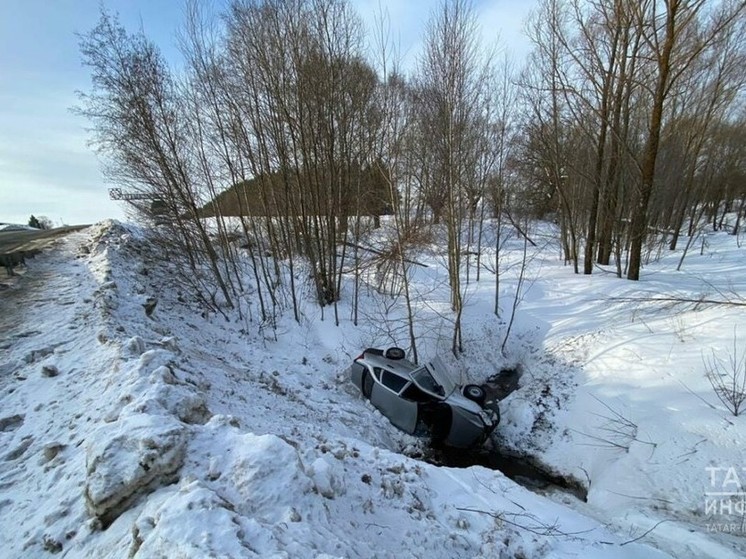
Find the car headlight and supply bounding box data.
[479,409,496,426]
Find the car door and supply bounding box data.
[370,368,418,434]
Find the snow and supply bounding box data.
[0,218,744,557]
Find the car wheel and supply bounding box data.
[385,347,405,360]
[463,384,486,405]
[362,370,374,399]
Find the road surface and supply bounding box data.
[0,226,89,277]
[0,226,89,255]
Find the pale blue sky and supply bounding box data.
[0,0,535,226]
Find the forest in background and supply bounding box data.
[76,0,746,355]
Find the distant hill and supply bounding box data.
[200,165,393,219]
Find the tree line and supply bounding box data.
[520,0,746,279]
[77,0,745,354]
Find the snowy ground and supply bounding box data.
[0,219,744,558]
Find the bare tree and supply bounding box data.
[368,7,422,360]
[77,10,236,312]
[416,0,496,354]
[627,0,745,280]
[522,0,583,273]
[520,0,745,281]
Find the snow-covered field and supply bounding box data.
[1,219,744,558]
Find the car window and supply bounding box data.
[411,368,445,397]
[380,370,409,394]
[401,383,434,403]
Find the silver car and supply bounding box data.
[349,348,500,448]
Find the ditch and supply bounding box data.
[416,367,588,502]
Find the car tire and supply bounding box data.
[385,347,405,360]
[362,370,374,399]
[463,384,486,406]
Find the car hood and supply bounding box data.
[444,391,483,413]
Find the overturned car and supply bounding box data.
[349,347,500,448]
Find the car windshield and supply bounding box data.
[411,367,446,398]
[424,356,457,396]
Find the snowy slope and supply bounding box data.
[0,220,743,558]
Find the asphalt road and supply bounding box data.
[0,226,89,255]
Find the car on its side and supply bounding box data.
[348,347,499,448]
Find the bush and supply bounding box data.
[28,215,53,230]
[705,332,746,417]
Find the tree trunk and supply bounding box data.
[627,2,678,281]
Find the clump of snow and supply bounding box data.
[309,456,346,498]
[41,363,60,377]
[123,335,146,357]
[129,481,254,558]
[85,413,188,526]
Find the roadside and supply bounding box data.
[0,225,89,283]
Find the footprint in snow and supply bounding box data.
[23,347,56,364]
[4,436,34,461]
[0,414,24,432]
